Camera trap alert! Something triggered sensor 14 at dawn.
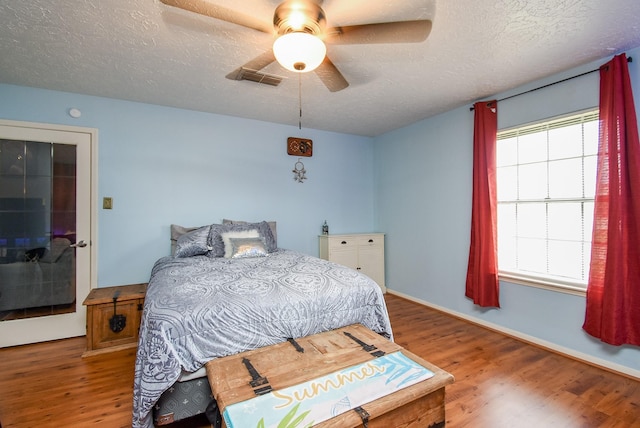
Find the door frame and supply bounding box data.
[0,119,98,347]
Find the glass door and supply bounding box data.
[0,121,94,347]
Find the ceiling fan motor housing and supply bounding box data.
[273,0,326,36]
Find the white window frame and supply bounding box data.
[496,109,599,296]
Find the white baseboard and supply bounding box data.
[387,289,640,381]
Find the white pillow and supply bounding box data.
[221,230,259,258]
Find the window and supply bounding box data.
[496,110,599,293]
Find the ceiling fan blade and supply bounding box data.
[159,0,273,34]
[324,20,432,45]
[314,56,349,92]
[226,50,277,80]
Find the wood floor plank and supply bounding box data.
[0,294,638,427]
[385,294,640,428]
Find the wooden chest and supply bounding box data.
[82,283,146,357]
[206,324,454,427]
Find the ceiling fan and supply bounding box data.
[160,0,432,92]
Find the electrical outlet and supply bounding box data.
[103,197,113,210]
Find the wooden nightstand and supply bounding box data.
[82,283,147,357]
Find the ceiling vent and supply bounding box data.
[227,68,284,86]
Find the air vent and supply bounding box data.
[229,68,284,86]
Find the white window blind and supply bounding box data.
[496,110,599,291]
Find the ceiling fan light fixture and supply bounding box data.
[273,32,326,73]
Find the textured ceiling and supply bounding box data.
[1,0,640,136]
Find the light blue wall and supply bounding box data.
[0,84,375,286]
[2,44,638,375]
[374,46,640,374]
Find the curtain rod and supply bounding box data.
[470,56,633,111]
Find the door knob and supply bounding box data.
[70,240,88,248]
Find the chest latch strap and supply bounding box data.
[353,406,370,428]
[344,331,385,358]
[242,357,272,395]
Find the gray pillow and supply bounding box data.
[175,225,212,258]
[40,238,72,263]
[170,224,207,256]
[208,221,277,257]
[222,219,277,247]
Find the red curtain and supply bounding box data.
[466,101,500,307]
[583,54,640,346]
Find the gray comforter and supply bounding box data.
[132,249,393,428]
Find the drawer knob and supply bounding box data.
[368,239,374,243]
[341,241,347,244]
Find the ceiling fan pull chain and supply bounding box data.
[298,73,302,130]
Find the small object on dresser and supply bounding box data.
[322,220,329,235]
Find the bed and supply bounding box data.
[132,221,393,428]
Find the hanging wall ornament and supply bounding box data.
[287,137,313,157]
[293,158,307,183]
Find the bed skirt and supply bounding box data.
[153,377,219,426]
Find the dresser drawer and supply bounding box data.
[357,235,383,247]
[327,236,358,250]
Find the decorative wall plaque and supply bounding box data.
[287,137,313,157]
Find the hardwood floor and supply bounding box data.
[0,294,638,427]
[386,295,640,428]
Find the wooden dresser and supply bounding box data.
[82,283,146,357]
[319,233,386,292]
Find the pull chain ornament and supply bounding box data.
[293,158,307,183]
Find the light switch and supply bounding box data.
[103,197,113,209]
